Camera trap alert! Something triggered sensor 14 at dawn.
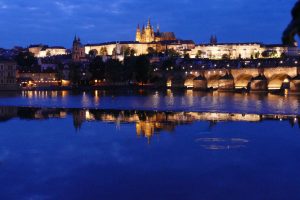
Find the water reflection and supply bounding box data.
[1,90,296,115]
[195,138,249,150]
[2,106,300,143]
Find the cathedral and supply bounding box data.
[136,19,177,43]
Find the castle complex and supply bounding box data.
[82,19,299,61]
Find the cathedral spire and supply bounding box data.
[147,18,151,28]
[73,35,77,43]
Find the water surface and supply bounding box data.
[0,91,300,199]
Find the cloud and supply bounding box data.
[80,24,96,29]
[54,1,78,15]
[0,2,8,9]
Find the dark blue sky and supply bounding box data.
[0,0,296,48]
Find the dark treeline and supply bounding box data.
[74,55,152,85]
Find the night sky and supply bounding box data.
[0,0,297,48]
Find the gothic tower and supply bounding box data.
[136,24,141,42]
[72,35,85,62]
[210,35,218,45]
[144,18,154,43]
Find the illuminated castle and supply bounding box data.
[135,19,176,43]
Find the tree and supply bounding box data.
[196,50,204,58]
[15,51,36,69]
[184,53,190,59]
[69,63,81,86]
[89,49,98,58]
[161,58,174,72]
[130,48,136,57]
[105,59,123,82]
[147,47,157,56]
[46,51,51,57]
[134,55,150,84]
[167,48,180,57]
[123,47,132,57]
[222,54,230,60]
[100,47,108,56]
[89,56,105,80]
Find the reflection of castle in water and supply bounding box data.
[1,106,300,142]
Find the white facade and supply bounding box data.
[190,43,291,59]
[37,47,67,58]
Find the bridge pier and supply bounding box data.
[250,75,268,92]
[218,74,235,91]
[290,75,300,92]
[193,76,207,90]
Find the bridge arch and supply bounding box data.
[207,74,222,89]
[235,74,253,89]
[268,74,291,90]
[184,74,197,88]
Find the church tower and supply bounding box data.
[144,18,155,43]
[210,35,218,45]
[72,35,85,62]
[136,24,142,42]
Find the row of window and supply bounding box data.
[0,79,15,84]
[0,72,15,77]
[0,65,15,70]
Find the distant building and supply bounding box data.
[28,44,67,58]
[190,42,297,59]
[17,72,59,87]
[0,60,18,90]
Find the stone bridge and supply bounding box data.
[160,66,300,92]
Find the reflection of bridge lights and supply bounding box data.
[185,71,188,74]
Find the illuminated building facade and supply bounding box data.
[28,45,67,58]
[190,43,297,59]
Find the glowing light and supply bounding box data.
[167,80,172,87]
